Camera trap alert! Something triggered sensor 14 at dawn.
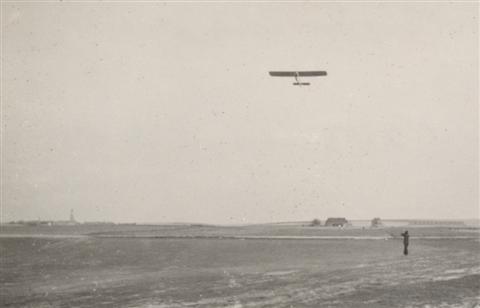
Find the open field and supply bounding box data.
[1,225,480,307]
[1,223,479,239]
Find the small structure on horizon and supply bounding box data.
[53,209,79,226]
[5,210,80,226]
[408,220,465,226]
[325,217,349,227]
[70,209,76,223]
[371,217,383,228]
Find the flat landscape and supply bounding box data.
[1,225,479,307]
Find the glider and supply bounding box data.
[269,71,327,86]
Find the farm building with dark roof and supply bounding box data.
[371,217,383,227]
[325,217,349,227]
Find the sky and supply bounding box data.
[1,2,478,224]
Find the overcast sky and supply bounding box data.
[2,2,478,223]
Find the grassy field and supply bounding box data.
[2,223,479,239]
[1,226,479,307]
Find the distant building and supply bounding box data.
[325,217,349,227]
[7,210,81,227]
[52,220,78,226]
[408,220,465,226]
[371,217,383,228]
[84,221,115,225]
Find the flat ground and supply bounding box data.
[2,223,478,238]
[1,226,479,307]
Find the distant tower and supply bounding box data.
[70,209,75,222]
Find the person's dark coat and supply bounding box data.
[401,231,409,255]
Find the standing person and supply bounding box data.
[401,230,409,255]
